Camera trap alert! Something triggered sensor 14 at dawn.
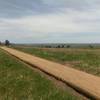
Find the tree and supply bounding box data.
[62,45,65,48]
[67,45,70,48]
[5,40,10,46]
[89,45,93,48]
[57,45,61,48]
[0,41,1,45]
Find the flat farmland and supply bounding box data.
[0,48,83,100]
[12,46,100,76]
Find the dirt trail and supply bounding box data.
[1,47,100,99]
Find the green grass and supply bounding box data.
[12,46,100,76]
[0,49,79,100]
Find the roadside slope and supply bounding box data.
[1,47,100,99]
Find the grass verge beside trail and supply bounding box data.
[12,46,100,76]
[0,49,79,100]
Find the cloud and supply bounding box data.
[0,0,100,43]
[0,0,100,18]
[1,8,100,33]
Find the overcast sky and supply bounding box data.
[0,0,100,43]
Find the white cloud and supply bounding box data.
[1,8,100,34]
[0,0,100,43]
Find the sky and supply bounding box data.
[0,0,100,43]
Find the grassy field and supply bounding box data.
[12,46,100,76]
[0,49,80,100]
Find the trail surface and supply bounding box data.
[1,47,100,99]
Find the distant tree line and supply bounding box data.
[38,44,95,49]
[0,41,95,49]
[55,45,71,48]
[41,44,71,48]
